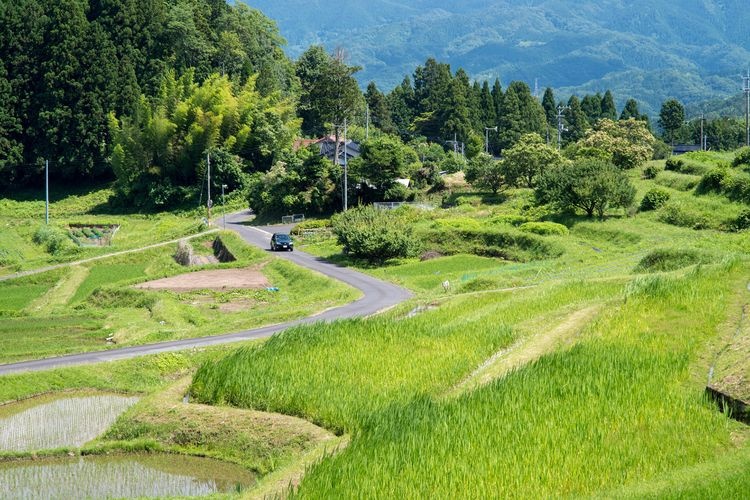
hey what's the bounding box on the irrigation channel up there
[0,210,413,375]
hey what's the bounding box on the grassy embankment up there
[192,151,750,497]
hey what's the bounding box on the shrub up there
[432,217,482,231]
[698,168,729,193]
[732,147,750,168]
[732,209,750,231]
[32,225,75,255]
[658,202,709,230]
[640,188,671,211]
[384,183,411,202]
[634,248,707,273]
[642,164,661,179]
[721,174,750,203]
[518,221,569,236]
[332,206,416,263]
[664,158,683,171]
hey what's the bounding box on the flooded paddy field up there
[0,453,256,498]
[0,394,139,452]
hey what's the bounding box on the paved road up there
[0,212,412,375]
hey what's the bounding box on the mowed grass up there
[0,316,109,363]
[191,280,618,434]
[291,262,749,497]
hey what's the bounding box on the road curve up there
[0,211,412,375]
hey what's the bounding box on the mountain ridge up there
[241,0,750,117]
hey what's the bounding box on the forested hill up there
[242,0,750,116]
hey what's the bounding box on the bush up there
[732,147,750,168]
[642,164,661,179]
[658,202,709,230]
[654,171,700,191]
[640,188,671,211]
[634,248,707,273]
[384,183,411,202]
[732,209,750,231]
[32,225,75,255]
[697,167,729,193]
[664,158,683,171]
[518,221,569,236]
[332,206,416,263]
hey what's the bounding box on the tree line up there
[1,1,746,214]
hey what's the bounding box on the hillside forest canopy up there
[1,0,748,214]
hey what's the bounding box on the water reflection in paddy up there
[0,454,256,499]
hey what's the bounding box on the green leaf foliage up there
[537,158,636,218]
[332,206,415,263]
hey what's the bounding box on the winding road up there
[0,211,412,375]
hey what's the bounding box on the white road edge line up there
[249,227,272,236]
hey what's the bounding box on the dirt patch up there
[134,268,270,292]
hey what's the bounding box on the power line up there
[556,105,570,151]
[743,70,750,147]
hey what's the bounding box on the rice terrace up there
[2,0,750,497]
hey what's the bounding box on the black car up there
[270,233,294,251]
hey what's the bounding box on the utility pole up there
[221,184,227,229]
[206,152,212,226]
[343,118,348,211]
[45,159,49,225]
[700,114,705,151]
[743,70,750,147]
[484,126,498,154]
[556,105,570,151]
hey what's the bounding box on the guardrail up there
[281,214,305,224]
[373,202,435,210]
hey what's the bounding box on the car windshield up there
[275,234,291,242]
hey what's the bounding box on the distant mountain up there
[241,0,750,117]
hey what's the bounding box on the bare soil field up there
[134,268,270,292]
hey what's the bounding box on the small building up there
[672,144,702,156]
[293,135,361,165]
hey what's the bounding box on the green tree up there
[386,76,416,140]
[658,98,685,146]
[542,87,557,128]
[356,135,413,195]
[110,71,298,207]
[247,147,340,216]
[502,133,567,188]
[536,159,636,218]
[465,153,505,194]
[581,94,602,125]
[563,95,590,144]
[296,46,362,137]
[365,82,395,134]
[577,118,655,170]
[601,90,617,121]
[479,81,497,129]
[497,81,545,151]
